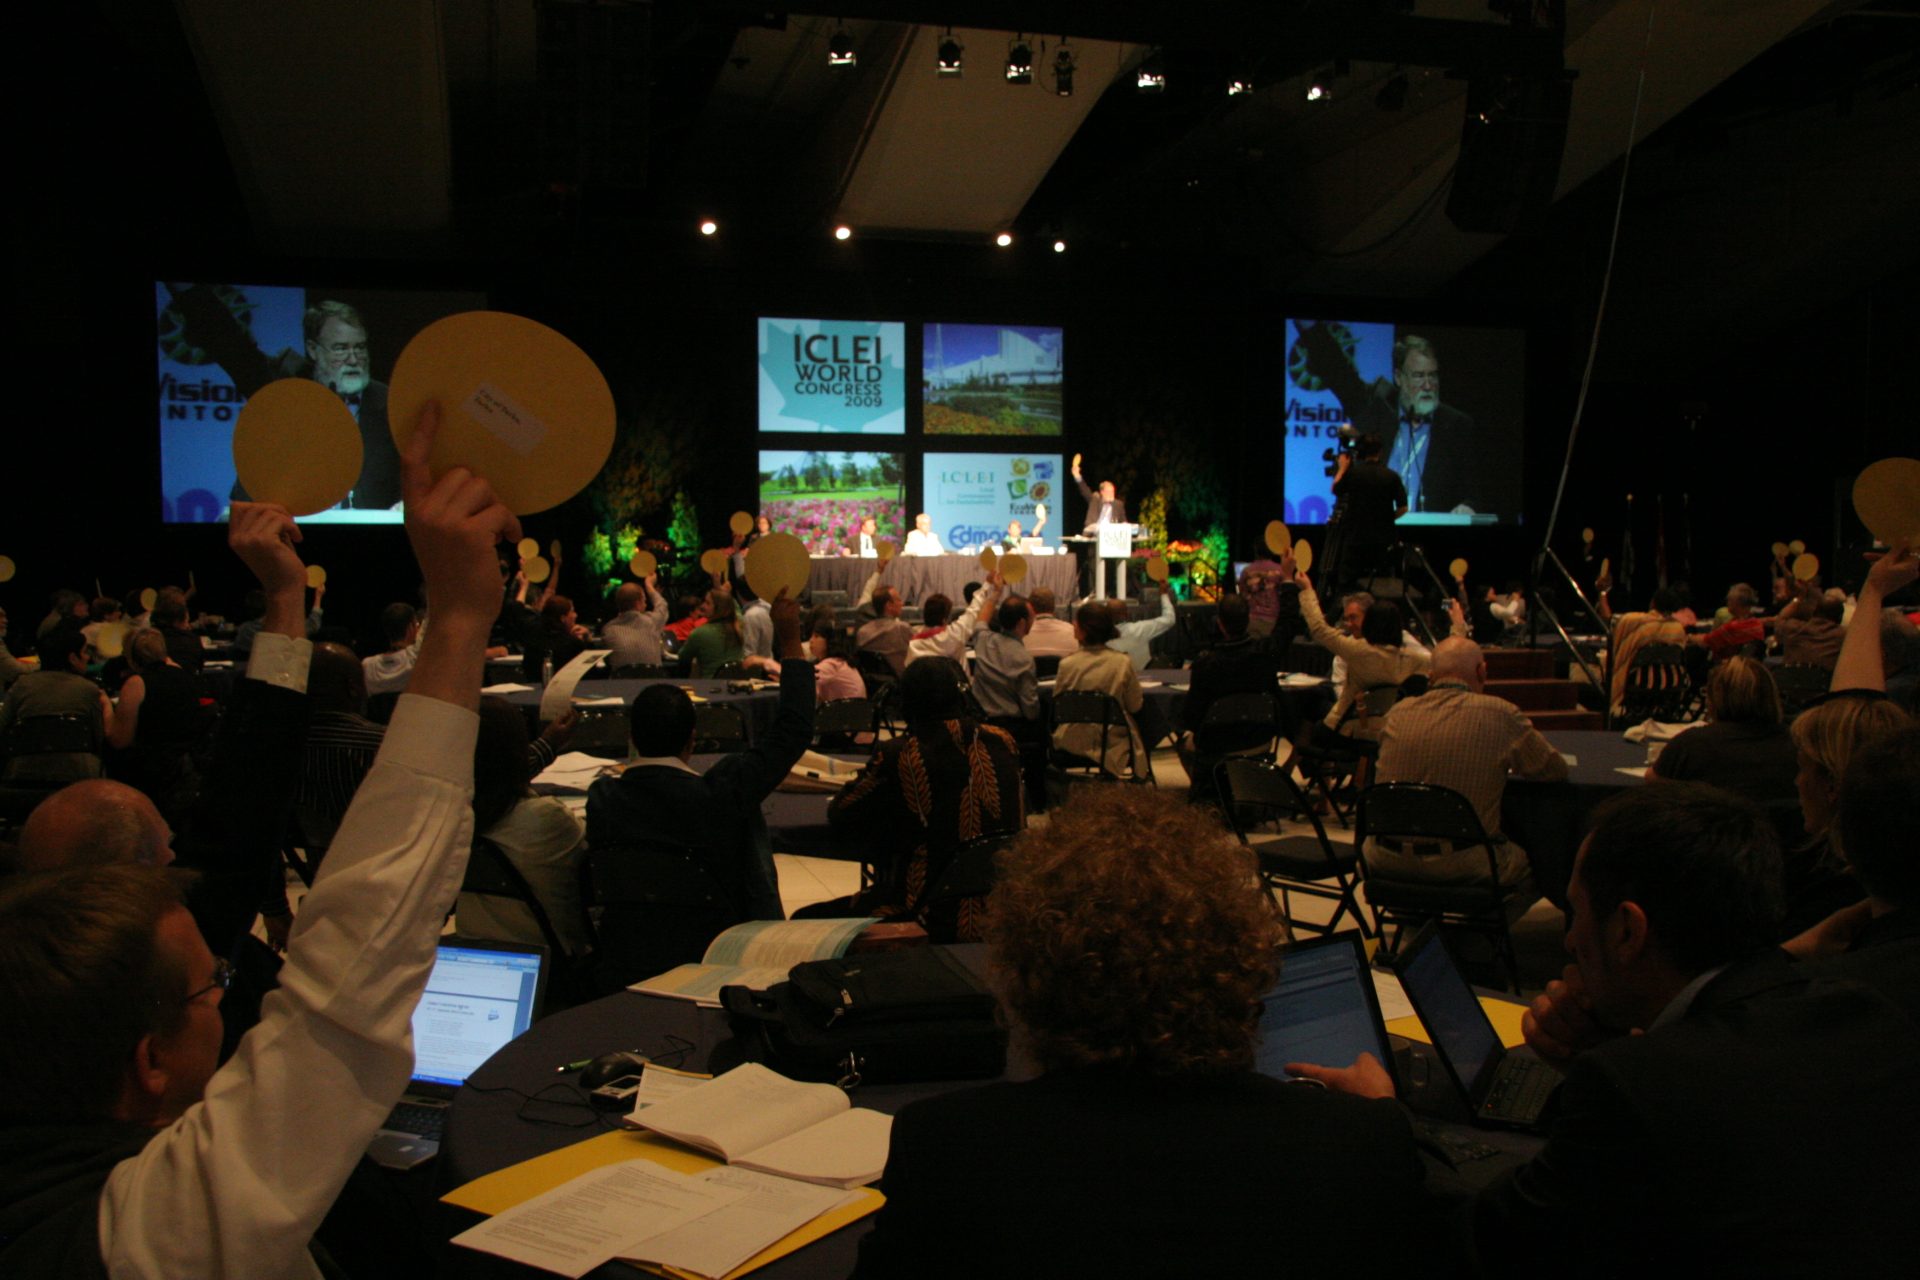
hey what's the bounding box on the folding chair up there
[1292,684,1400,826]
[1190,691,1282,804]
[1772,663,1832,716]
[1215,756,1369,939]
[460,837,596,1007]
[709,661,753,680]
[588,838,739,990]
[692,702,749,752]
[1622,642,1693,724]
[912,832,1014,941]
[1355,782,1535,992]
[1049,689,1152,784]
[813,697,876,752]
[1032,654,1062,680]
[0,713,104,825]
[569,706,632,759]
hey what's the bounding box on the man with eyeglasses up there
[0,405,517,1276]
[1295,325,1481,518]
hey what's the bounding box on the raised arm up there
[1831,542,1916,693]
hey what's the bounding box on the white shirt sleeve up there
[98,693,479,1280]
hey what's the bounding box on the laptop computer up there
[366,936,550,1169]
[1253,933,1398,1090]
[1390,924,1561,1131]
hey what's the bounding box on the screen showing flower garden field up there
[758,450,906,555]
[922,322,1063,436]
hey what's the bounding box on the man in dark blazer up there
[1300,781,1920,1276]
[1070,453,1128,532]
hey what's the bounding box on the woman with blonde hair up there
[1778,694,1912,937]
[855,787,1436,1277]
[1651,656,1796,805]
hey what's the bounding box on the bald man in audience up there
[1368,637,1567,891]
[15,780,176,873]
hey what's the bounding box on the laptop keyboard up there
[1483,1058,1558,1124]
[386,1101,449,1140]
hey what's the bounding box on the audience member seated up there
[1052,603,1148,779]
[106,630,206,825]
[457,698,591,958]
[1021,587,1077,658]
[148,588,205,674]
[292,642,386,857]
[1772,584,1847,670]
[809,619,864,701]
[1107,587,1176,672]
[1177,594,1284,794]
[363,602,422,695]
[854,587,913,677]
[1237,551,1295,642]
[0,415,519,1278]
[538,594,590,672]
[0,627,111,786]
[601,577,669,669]
[1368,637,1567,889]
[1695,581,1765,661]
[739,590,774,661]
[1879,607,1920,711]
[1780,694,1906,936]
[13,779,175,873]
[906,577,1001,668]
[824,658,1024,941]
[79,597,126,663]
[1649,656,1798,812]
[663,593,707,646]
[1326,589,1429,705]
[587,593,812,931]
[1301,574,1457,745]
[1331,783,1920,1276]
[972,598,1045,810]
[857,786,1437,1278]
[675,590,747,678]
[1601,586,1687,715]
[36,588,89,639]
[0,606,28,691]
[1488,581,1527,640]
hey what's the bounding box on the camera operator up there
[1322,430,1407,592]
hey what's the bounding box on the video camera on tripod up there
[1321,422,1362,477]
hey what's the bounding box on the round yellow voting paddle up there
[517,537,540,560]
[1000,553,1029,584]
[1788,539,1806,556]
[94,621,130,659]
[1581,528,1594,544]
[1145,555,1170,583]
[1449,558,1468,582]
[140,588,158,613]
[549,539,563,562]
[744,533,810,600]
[1853,457,1920,546]
[729,511,754,537]
[1792,553,1819,582]
[1264,520,1292,556]
[0,555,14,583]
[231,378,363,516]
[388,311,615,516]
[523,555,552,585]
[306,565,327,589]
[629,550,657,578]
[1294,540,1314,574]
[876,540,898,563]
[1771,541,1788,560]
[977,545,1001,573]
[699,549,729,577]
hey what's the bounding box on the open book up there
[780,749,862,792]
[630,1063,892,1190]
[631,918,876,1007]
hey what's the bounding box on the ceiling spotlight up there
[1137,50,1166,94]
[1005,35,1033,85]
[995,231,1014,247]
[1375,71,1409,111]
[1052,42,1075,97]
[833,225,852,241]
[936,28,963,77]
[1052,239,1067,253]
[1306,70,1333,102]
[698,218,718,236]
[827,26,856,70]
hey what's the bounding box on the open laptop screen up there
[1254,935,1395,1084]
[411,941,547,1088]
[1395,927,1504,1100]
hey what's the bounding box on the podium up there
[1093,522,1137,602]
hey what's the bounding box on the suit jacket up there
[1806,907,1920,1025]
[1074,475,1128,532]
[1472,951,1920,1277]
[855,1065,1438,1279]
[585,658,814,920]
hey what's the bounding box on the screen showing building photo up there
[922,322,1063,435]
[757,317,906,434]
[758,450,905,555]
[155,281,486,524]
[921,452,1064,555]
[1280,318,1526,527]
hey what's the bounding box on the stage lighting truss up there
[936,28,963,77]
[827,25,856,69]
[1006,34,1033,84]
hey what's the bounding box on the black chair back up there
[1287,639,1334,678]
[813,697,875,749]
[606,663,672,680]
[1194,692,1280,759]
[1357,782,1490,849]
[3,713,100,757]
[1773,663,1832,715]
[916,833,1010,915]
[692,702,749,752]
[709,661,752,680]
[1049,689,1145,782]
[461,837,580,963]
[1215,756,1368,937]
[570,706,632,759]
[1032,654,1062,680]
[1624,644,1692,722]
[588,838,738,989]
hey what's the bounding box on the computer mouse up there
[580,1050,650,1090]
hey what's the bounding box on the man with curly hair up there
[854,787,1437,1277]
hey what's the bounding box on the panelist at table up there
[903,513,944,557]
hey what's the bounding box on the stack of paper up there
[631,1063,892,1189]
[630,918,878,1007]
[533,751,618,792]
